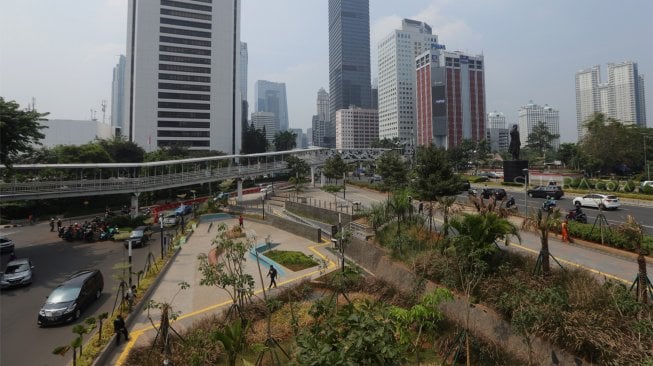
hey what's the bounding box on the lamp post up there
[522,168,529,215]
[261,196,265,220]
[644,135,650,181]
[159,213,165,259]
[127,240,133,286]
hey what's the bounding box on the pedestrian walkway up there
[107,214,339,366]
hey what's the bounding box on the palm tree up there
[365,201,389,234]
[446,212,520,262]
[96,312,109,344]
[436,196,460,237]
[521,208,561,276]
[72,324,89,356]
[617,215,650,303]
[387,190,411,239]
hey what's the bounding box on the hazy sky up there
[1,0,651,143]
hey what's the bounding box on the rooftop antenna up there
[90,109,97,121]
[31,97,36,111]
[101,100,107,124]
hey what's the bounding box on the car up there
[162,212,179,226]
[572,194,621,210]
[478,172,500,179]
[38,269,104,326]
[481,188,507,200]
[371,175,382,182]
[640,181,653,191]
[260,184,274,194]
[213,192,229,201]
[124,226,151,248]
[1,258,35,289]
[174,204,192,216]
[461,180,471,192]
[0,237,15,253]
[527,185,564,199]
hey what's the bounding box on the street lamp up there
[159,213,165,259]
[261,196,265,220]
[522,168,529,215]
[644,135,650,181]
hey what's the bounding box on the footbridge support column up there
[321,171,326,186]
[310,166,315,187]
[237,179,243,203]
[130,192,140,219]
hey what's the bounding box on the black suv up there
[124,226,152,248]
[481,188,507,200]
[38,269,104,326]
[527,185,564,199]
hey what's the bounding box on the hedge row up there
[567,221,653,253]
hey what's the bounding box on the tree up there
[211,319,250,366]
[96,312,109,344]
[387,190,412,251]
[371,137,402,149]
[97,136,145,163]
[556,142,581,169]
[52,143,113,164]
[412,145,464,231]
[521,208,561,276]
[364,201,390,234]
[273,130,297,151]
[526,121,560,157]
[241,122,268,154]
[375,150,409,192]
[617,215,650,304]
[72,324,89,356]
[323,154,347,183]
[285,155,310,180]
[0,97,48,169]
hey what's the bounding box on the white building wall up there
[336,107,379,149]
[377,19,439,145]
[40,120,113,148]
[575,66,600,140]
[487,111,506,130]
[518,101,560,150]
[240,42,248,102]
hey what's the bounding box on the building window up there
[157,130,210,138]
[160,45,211,56]
[159,73,210,83]
[159,92,210,101]
[160,8,212,21]
[160,27,211,39]
[160,35,211,46]
[158,101,210,110]
[159,63,211,74]
[158,140,210,148]
[159,54,211,65]
[160,17,211,29]
[158,120,211,128]
[158,111,210,119]
[161,0,211,12]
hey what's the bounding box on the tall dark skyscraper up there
[328,0,371,147]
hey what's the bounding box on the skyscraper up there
[240,42,248,102]
[314,88,330,147]
[251,111,276,145]
[415,49,486,149]
[487,111,506,129]
[317,87,330,122]
[607,61,646,126]
[575,66,600,139]
[575,61,647,140]
[378,19,440,145]
[111,54,126,136]
[486,111,508,152]
[124,0,242,153]
[255,80,289,132]
[328,0,372,140]
[518,101,560,150]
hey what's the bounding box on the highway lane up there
[0,220,170,366]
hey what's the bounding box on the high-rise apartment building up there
[124,0,241,153]
[518,101,560,150]
[313,88,331,147]
[335,107,379,149]
[608,61,646,126]
[575,61,647,139]
[317,87,329,122]
[575,66,600,139]
[111,55,126,136]
[255,80,289,132]
[487,111,506,129]
[486,111,508,152]
[378,19,440,145]
[240,42,248,102]
[415,49,486,149]
[251,111,276,145]
[328,0,372,142]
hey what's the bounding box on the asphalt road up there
[0,220,172,366]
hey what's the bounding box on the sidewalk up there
[106,214,339,366]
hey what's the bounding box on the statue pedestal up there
[503,160,529,184]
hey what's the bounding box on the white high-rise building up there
[378,19,440,145]
[255,80,289,132]
[240,42,248,102]
[487,111,506,129]
[124,0,242,153]
[608,61,646,126]
[575,66,600,139]
[317,88,329,122]
[251,111,276,145]
[313,88,330,147]
[111,55,126,136]
[518,101,560,150]
[598,83,610,116]
[335,107,379,149]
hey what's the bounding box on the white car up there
[572,194,620,210]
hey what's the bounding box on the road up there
[0,220,171,366]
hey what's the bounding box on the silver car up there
[1,258,34,289]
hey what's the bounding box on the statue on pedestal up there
[508,124,521,160]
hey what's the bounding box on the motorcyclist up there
[506,196,516,208]
[543,196,556,211]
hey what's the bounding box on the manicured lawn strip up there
[264,250,318,271]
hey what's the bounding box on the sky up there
[1,0,652,144]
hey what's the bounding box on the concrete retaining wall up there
[286,201,353,227]
[346,237,588,366]
[262,214,322,243]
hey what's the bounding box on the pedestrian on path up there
[113,314,130,345]
[239,215,244,228]
[561,219,569,243]
[28,214,34,225]
[267,265,277,289]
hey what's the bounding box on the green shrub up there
[470,176,489,183]
[501,181,523,187]
[641,185,653,195]
[623,180,636,192]
[265,250,318,271]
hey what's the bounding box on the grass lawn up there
[265,250,318,271]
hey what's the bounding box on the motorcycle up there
[542,199,557,212]
[566,209,588,224]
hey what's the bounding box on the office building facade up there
[255,80,289,132]
[240,42,247,102]
[378,19,440,145]
[328,0,372,139]
[487,110,506,130]
[251,111,276,145]
[415,49,486,149]
[518,101,560,150]
[111,55,127,136]
[124,0,242,153]
[335,107,379,149]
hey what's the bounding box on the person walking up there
[267,265,278,289]
[561,219,570,243]
[113,314,129,345]
[49,218,55,232]
[57,218,62,231]
[238,215,244,228]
